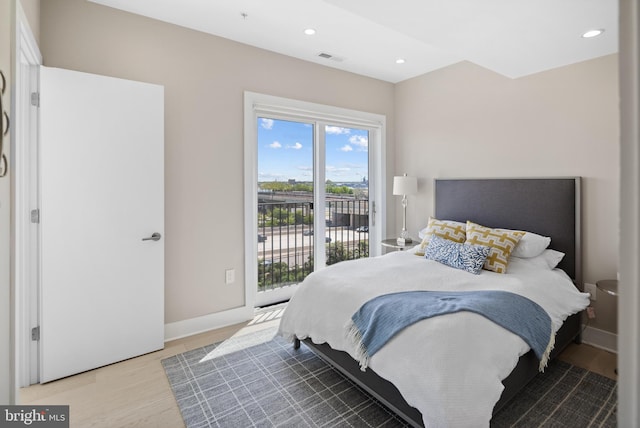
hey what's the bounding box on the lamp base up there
[398,229,412,245]
[397,237,412,245]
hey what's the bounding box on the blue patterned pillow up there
[425,235,490,274]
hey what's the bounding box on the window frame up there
[243,91,386,308]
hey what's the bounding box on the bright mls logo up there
[1,406,69,427]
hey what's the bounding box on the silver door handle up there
[142,232,162,241]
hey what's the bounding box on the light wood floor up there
[20,307,617,428]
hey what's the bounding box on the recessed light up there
[582,29,604,38]
[396,58,406,64]
[304,28,316,36]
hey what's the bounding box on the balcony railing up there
[257,199,369,292]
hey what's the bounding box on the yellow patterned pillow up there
[465,221,525,273]
[416,217,466,256]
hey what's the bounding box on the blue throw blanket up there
[345,290,554,372]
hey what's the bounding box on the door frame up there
[12,1,41,388]
[243,91,386,309]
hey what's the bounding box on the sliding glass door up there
[245,92,385,308]
[257,118,315,295]
[324,125,370,266]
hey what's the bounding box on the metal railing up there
[257,199,369,292]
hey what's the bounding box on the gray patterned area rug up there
[162,327,617,427]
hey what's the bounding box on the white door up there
[39,67,164,383]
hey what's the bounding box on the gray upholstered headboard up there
[434,178,582,288]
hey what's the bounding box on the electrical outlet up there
[587,306,596,319]
[225,269,235,285]
[585,283,597,301]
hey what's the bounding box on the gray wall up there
[395,57,620,333]
[40,0,396,325]
[39,1,620,335]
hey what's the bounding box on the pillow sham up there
[542,249,565,269]
[532,249,565,269]
[511,232,551,258]
[509,250,565,271]
[416,217,466,256]
[465,221,525,274]
[425,235,490,275]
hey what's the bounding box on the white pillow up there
[510,249,565,271]
[539,249,565,269]
[511,232,551,258]
[418,226,428,240]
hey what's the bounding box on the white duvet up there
[278,250,590,428]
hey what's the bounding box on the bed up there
[278,178,589,427]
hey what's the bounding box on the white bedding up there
[277,250,590,428]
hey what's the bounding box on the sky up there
[257,117,369,183]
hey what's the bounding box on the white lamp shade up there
[393,175,418,195]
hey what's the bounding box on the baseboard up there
[164,305,254,342]
[581,325,618,354]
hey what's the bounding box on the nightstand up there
[381,238,416,251]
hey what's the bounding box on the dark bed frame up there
[296,177,583,427]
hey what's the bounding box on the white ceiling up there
[88,0,618,83]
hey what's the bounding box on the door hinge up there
[31,92,40,107]
[31,326,40,341]
[30,209,40,224]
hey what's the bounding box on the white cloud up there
[287,142,303,150]
[269,141,282,149]
[261,118,274,130]
[326,126,351,135]
[349,135,368,150]
[340,145,353,152]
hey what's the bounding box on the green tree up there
[269,207,291,225]
[303,212,313,224]
[293,209,305,224]
[326,242,349,265]
[258,261,293,290]
[257,239,368,291]
[353,241,369,259]
[292,183,313,192]
[260,181,314,193]
[326,241,368,265]
[326,183,354,195]
[260,181,290,192]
